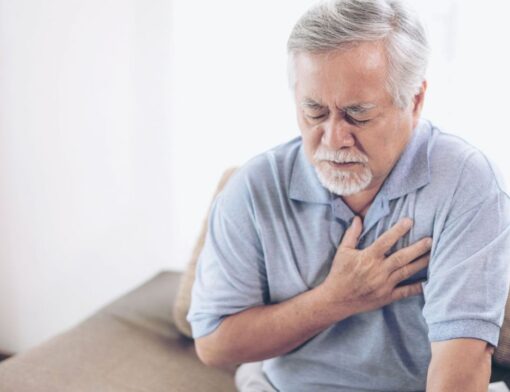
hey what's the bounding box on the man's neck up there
[341,180,385,218]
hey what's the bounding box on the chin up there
[314,164,373,196]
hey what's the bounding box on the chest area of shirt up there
[259,193,434,303]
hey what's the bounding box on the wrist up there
[314,282,355,324]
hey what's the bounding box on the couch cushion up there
[173,168,237,338]
[495,296,510,367]
[0,271,236,392]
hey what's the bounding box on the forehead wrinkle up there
[341,103,377,114]
[300,90,378,115]
[301,98,377,114]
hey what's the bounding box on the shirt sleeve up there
[422,152,510,347]
[186,169,269,339]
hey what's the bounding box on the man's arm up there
[195,282,350,367]
[426,339,494,392]
[195,217,431,367]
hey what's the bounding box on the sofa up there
[1,168,510,391]
[0,270,237,391]
[0,269,510,391]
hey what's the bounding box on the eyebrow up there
[343,103,377,115]
[301,98,325,110]
[301,98,376,114]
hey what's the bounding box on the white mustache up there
[314,147,368,164]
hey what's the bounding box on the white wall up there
[0,0,173,353]
[411,0,510,183]
[170,0,316,269]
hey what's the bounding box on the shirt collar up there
[288,119,432,205]
[379,119,431,200]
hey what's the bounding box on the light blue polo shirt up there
[187,120,510,392]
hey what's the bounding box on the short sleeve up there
[186,171,269,339]
[422,152,510,347]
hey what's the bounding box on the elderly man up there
[187,0,510,391]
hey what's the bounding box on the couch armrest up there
[0,270,236,392]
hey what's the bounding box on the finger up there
[389,253,430,286]
[386,237,432,274]
[370,218,413,256]
[390,281,424,302]
[340,216,363,249]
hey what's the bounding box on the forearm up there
[194,217,430,368]
[195,284,352,367]
[426,339,493,392]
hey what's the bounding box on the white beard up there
[313,147,373,196]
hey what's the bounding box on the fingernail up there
[426,238,433,246]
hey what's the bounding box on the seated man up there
[187,0,510,390]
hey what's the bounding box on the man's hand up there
[196,216,432,367]
[320,216,431,315]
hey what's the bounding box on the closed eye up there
[345,114,370,126]
[307,114,327,120]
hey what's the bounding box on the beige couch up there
[1,269,510,391]
[0,271,237,392]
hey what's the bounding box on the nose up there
[321,118,355,150]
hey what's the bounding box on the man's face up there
[293,41,424,196]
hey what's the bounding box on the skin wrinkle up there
[294,40,425,214]
[300,98,377,118]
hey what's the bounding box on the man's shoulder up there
[426,123,508,214]
[428,125,480,169]
[218,137,303,205]
[243,136,302,175]
[429,125,503,187]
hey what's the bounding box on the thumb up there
[340,216,362,249]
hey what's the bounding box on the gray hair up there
[287,0,429,108]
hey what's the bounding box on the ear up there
[411,80,427,129]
